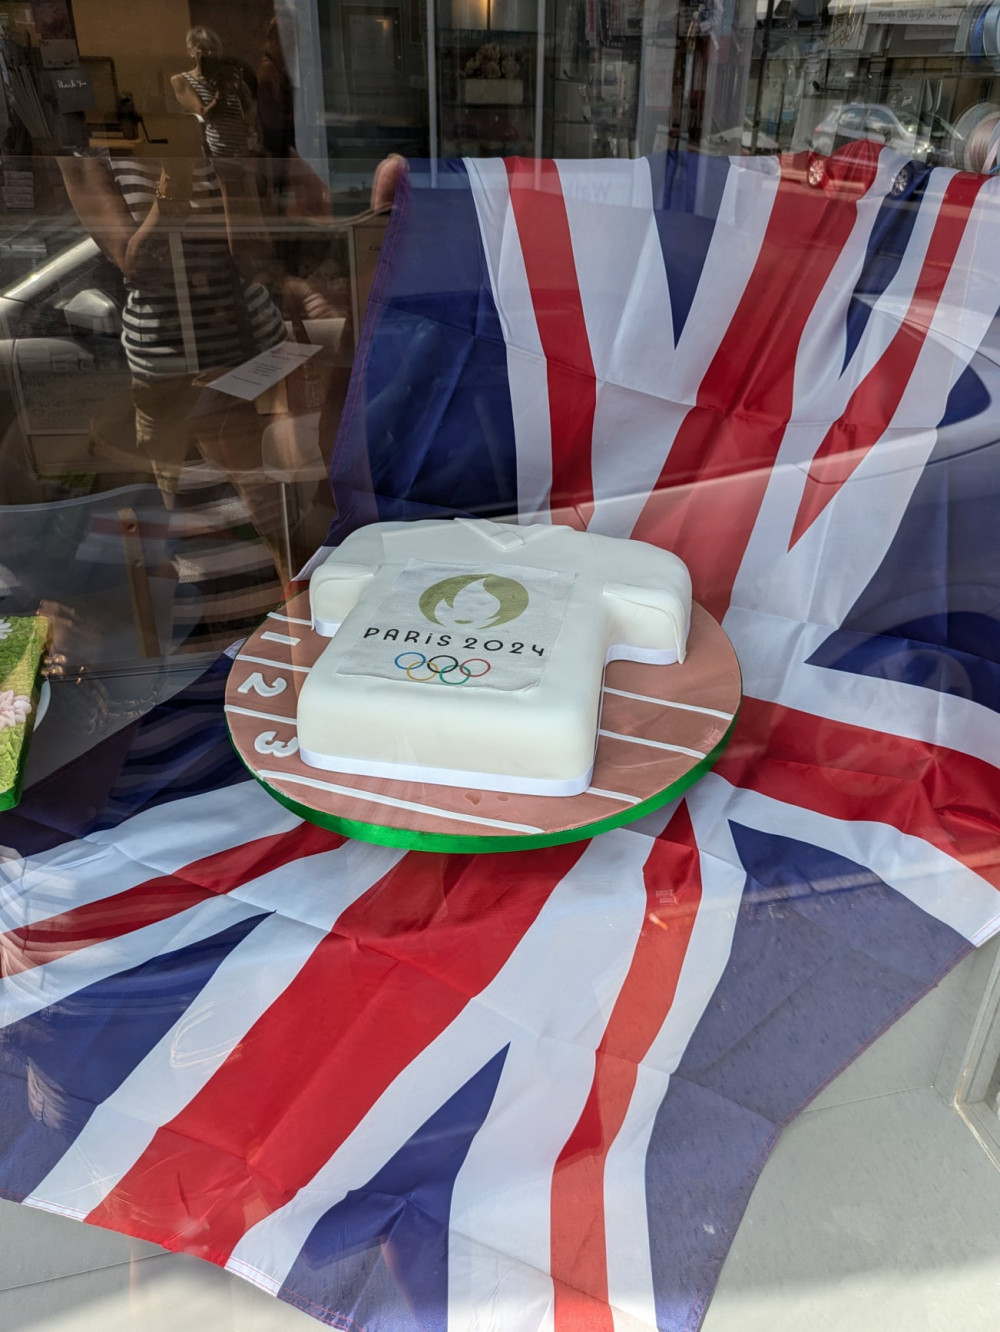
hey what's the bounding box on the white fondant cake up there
[298,518,692,796]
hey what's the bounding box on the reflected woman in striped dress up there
[170,27,258,162]
[57,104,294,588]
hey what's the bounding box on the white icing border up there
[296,745,595,797]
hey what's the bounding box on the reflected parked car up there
[0,235,125,381]
[810,103,961,166]
[0,235,131,497]
[0,235,286,663]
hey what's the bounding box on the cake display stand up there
[225,590,742,853]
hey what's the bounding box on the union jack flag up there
[3,144,1000,1332]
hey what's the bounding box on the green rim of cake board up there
[228,703,740,854]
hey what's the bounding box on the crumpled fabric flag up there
[3,145,1000,1332]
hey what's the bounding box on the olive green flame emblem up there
[419,573,529,629]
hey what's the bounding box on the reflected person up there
[170,26,258,162]
[58,115,293,580]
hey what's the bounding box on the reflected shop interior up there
[3,0,1000,732]
[5,0,1000,1329]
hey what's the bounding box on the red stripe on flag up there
[0,822,343,977]
[789,172,986,548]
[716,696,1000,890]
[632,147,882,620]
[85,841,589,1263]
[506,157,596,519]
[550,806,702,1331]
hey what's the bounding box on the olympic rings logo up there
[394,652,491,685]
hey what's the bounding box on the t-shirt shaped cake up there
[298,518,692,796]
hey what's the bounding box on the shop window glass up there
[3,2,1000,1330]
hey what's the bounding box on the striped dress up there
[105,155,285,382]
[180,70,255,158]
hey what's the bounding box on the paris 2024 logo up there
[418,573,529,630]
[390,574,534,685]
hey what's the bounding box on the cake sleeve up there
[603,579,691,664]
[309,563,376,636]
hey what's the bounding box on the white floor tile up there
[705,1085,1000,1331]
[806,950,979,1114]
[0,1250,314,1331]
[0,1199,161,1293]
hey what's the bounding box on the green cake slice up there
[0,616,48,811]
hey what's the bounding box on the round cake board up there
[226,591,742,853]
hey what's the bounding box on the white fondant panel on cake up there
[299,518,692,795]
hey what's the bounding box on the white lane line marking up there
[257,771,544,834]
[604,687,734,721]
[238,655,312,674]
[261,631,301,646]
[586,787,641,805]
[268,613,312,626]
[599,729,707,760]
[225,705,298,726]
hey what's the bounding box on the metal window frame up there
[937,938,1000,1170]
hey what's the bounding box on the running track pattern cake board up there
[225,591,742,852]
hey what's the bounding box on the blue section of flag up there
[647,152,730,345]
[95,659,247,830]
[842,162,933,372]
[329,160,518,542]
[280,1046,509,1332]
[0,909,268,1200]
[0,722,141,858]
[0,657,247,858]
[811,621,1000,714]
[645,823,967,1332]
[809,338,1000,713]
[939,359,993,427]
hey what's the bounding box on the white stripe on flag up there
[855,171,1000,405]
[725,607,1000,773]
[445,830,655,1332]
[731,165,1000,632]
[227,830,652,1318]
[0,781,296,930]
[690,773,1000,945]
[554,159,681,530]
[714,149,920,623]
[25,839,403,1217]
[0,895,257,1031]
[1,809,388,1033]
[781,185,1000,623]
[465,157,553,521]
[666,156,782,401]
[603,796,745,1330]
[588,158,782,538]
[790,149,939,426]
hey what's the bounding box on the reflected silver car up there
[810,103,960,166]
